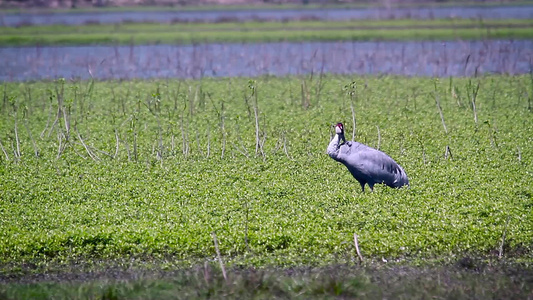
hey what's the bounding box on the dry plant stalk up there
[40,95,54,139]
[123,139,132,162]
[417,138,427,164]
[211,232,227,283]
[0,139,8,160]
[254,104,261,157]
[301,80,310,109]
[13,115,21,159]
[206,124,211,159]
[282,131,290,159]
[470,81,480,124]
[235,124,249,158]
[499,216,511,259]
[350,101,356,141]
[252,87,264,158]
[56,131,64,159]
[23,120,39,157]
[445,145,453,160]
[76,129,99,161]
[180,113,189,157]
[376,125,381,150]
[244,200,250,252]
[353,233,364,263]
[114,129,120,159]
[435,94,448,134]
[195,131,203,157]
[203,261,210,285]
[220,102,226,159]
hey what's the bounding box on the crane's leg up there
[359,181,365,192]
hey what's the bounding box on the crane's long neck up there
[327,132,345,160]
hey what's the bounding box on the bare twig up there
[206,123,211,158]
[376,125,381,150]
[301,80,310,109]
[76,129,99,161]
[260,126,267,160]
[157,117,163,161]
[211,232,227,283]
[499,216,511,259]
[235,124,249,158]
[171,134,175,153]
[435,94,448,134]
[463,54,471,76]
[195,131,203,157]
[0,138,8,160]
[353,233,364,263]
[133,131,138,162]
[416,137,427,164]
[180,113,189,157]
[244,200,250,252]
[220,102,226,159]
[23,119,39,157]
[471,81,480,124]
[203,261,210,285]
[123,138,132,162]
[253,104,261,157]
[282,131,290,159]
[445,145,453,160]
[252,86,264,157]
[350,101,356,141]
[40,94,54,139]
[13,114,21,158]
[114,129,120,159]
[56,131,64,159]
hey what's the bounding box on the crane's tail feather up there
[396,165,409,188]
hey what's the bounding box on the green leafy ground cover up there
[0,75,532,297]
[1,19,532,46]
[2,263,531,299]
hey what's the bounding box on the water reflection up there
[1,40,531,81]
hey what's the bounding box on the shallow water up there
[1,40,531,81]
[1,5,533,26]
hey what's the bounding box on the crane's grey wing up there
[333,141,355,163]
[343,144,409,187]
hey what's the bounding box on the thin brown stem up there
[376,125,381,150]
[0,138,9,161]
[114,129,120,159]
[211,232,227,283]
[353,233,364,263]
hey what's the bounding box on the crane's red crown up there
[335,122,344,134]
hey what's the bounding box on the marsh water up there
[1,5,533,26]
[1,40,531,81]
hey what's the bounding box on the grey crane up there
[327,122,409,192]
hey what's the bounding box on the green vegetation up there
[1,19,532,46]
[1,75,532,262]
[0,75,532,297]
[2,263,531,299]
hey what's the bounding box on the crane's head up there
[335,122,344,134]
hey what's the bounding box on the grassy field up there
[1,19,532,46]
[0,75,532,297]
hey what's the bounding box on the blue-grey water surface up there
[1,40,531,81]
[1,5,533,26]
